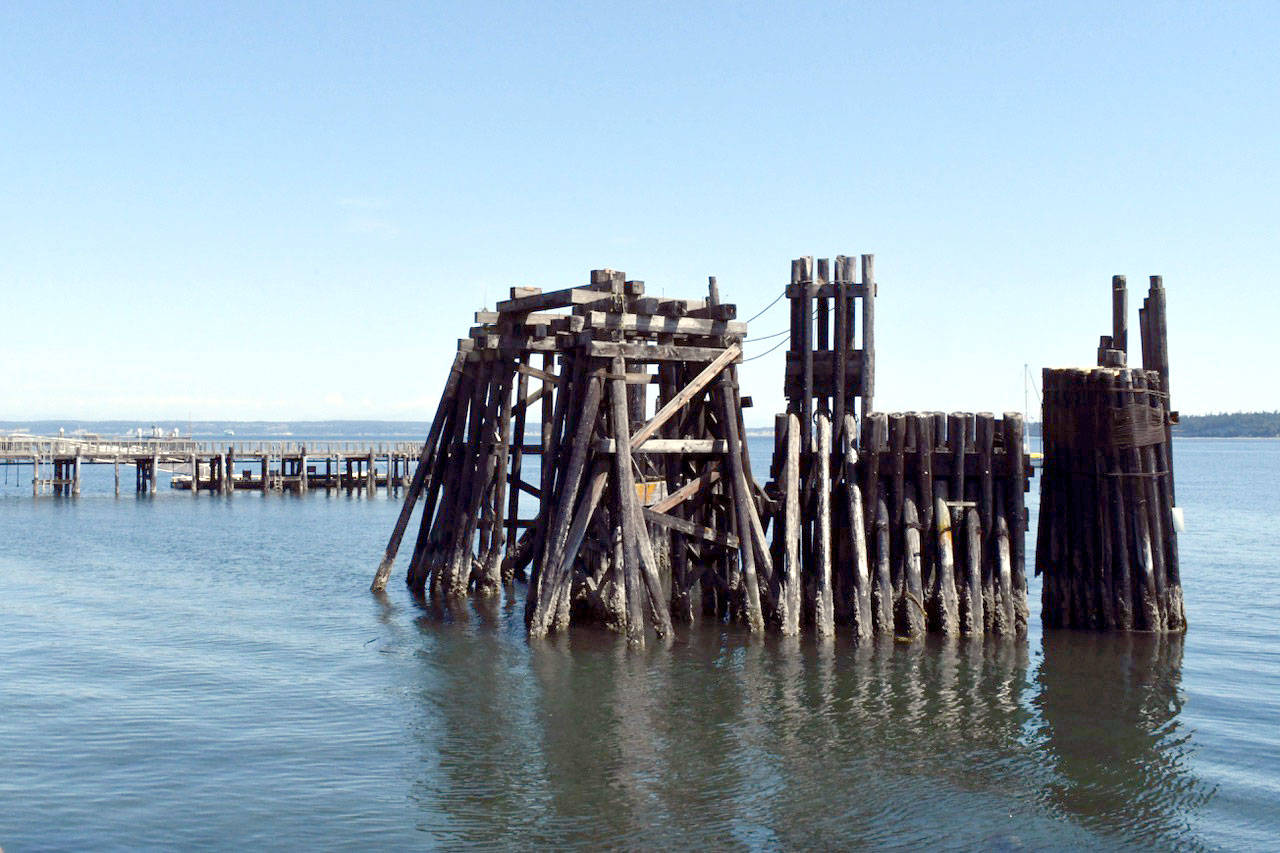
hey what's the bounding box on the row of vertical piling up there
[766,256,1030,640]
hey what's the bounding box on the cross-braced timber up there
[372,269,768,645]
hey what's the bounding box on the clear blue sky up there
[3,1,1277,426]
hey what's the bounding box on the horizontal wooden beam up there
[785,282,873,299]
[474,310,565,325]
[593,439,728,454]
[784,350,865,376]
[580,311,746,337]
[516,363,560,384]
[587,341,740,363]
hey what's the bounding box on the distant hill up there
[1026,411,1280,439]
[1173,411,1280,438]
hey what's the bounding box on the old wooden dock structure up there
[373,257,1036,642]
[0,436,421,497]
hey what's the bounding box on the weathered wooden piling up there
[1037,276,1184,632]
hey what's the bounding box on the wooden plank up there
[630,343,741,449]
[475,310,565,325]
[516,362,560,384]
[587,341,740,363]
[648,467,721,514]
[496,286,615,314]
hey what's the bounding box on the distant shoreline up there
[5,412,1279,441]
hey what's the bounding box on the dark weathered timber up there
[834,256,848,435]
[860,254,875,419]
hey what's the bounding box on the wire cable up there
[744,325,791,342]
[741,336,790,362]
[743,288,786,324]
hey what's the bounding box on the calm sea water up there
[1,439,1277,850]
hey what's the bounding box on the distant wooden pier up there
[0,436,421,496]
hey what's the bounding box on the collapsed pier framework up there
[373,256,1037,641]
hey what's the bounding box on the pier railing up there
[0,436,423,461]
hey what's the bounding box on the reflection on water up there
[1033,632,1214,848]
[4,439,1256,848]
[400,594,1209,848]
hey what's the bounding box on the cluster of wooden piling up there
[372,270,768,644]
[765,257,1030,639]
[1037,275,1184,632]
